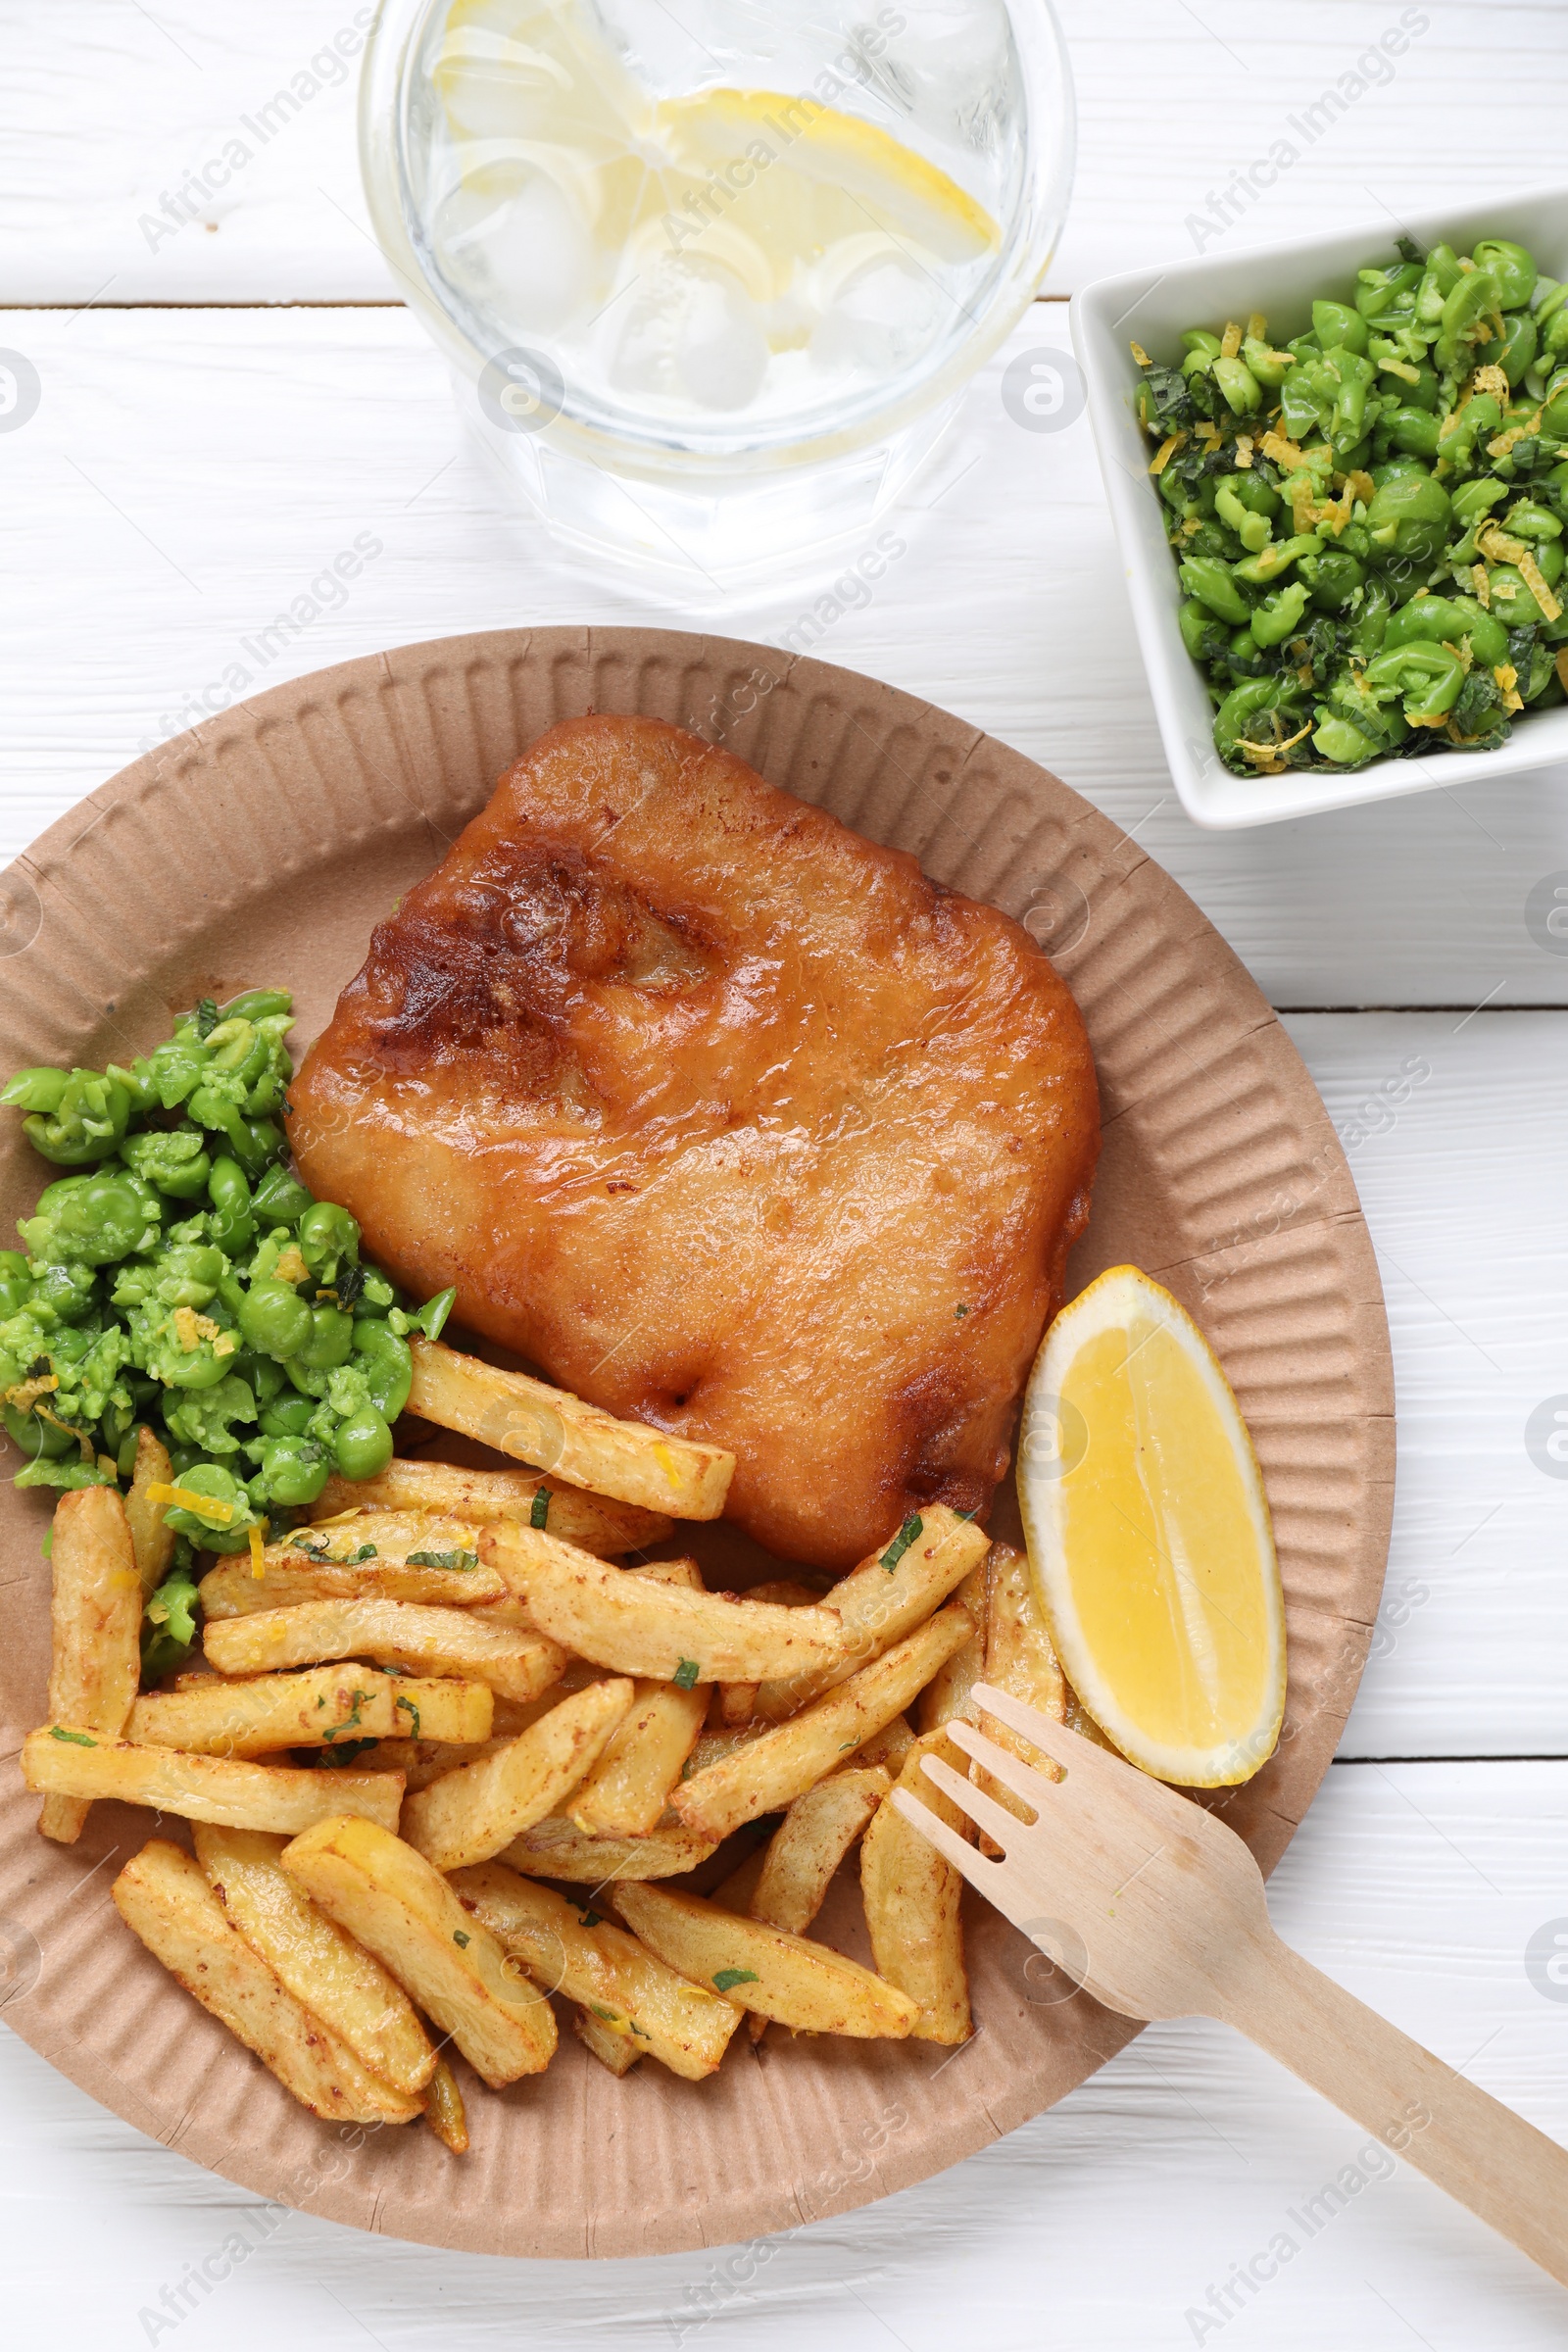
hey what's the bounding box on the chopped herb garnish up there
[335,1262,366,1309]
[712,1968,760,1992]
[955,1303,969,1318]
[302,1737,379,1767]
[193,997,219,1039]
[578,1909,605,1929]
[394,1692,421,1738]
[630,2021,650,2038]
[879,1513,924,1573]
[406,1547,477,1571]
[838,1740,857,1751]
[589,2003,618,2023]
[321,1690,370,1742]
[50,1726,96,1746]
[453,1930,470,1948]
[672,1657,700,1690]
[345,1543,378,1564]
[529,1489,551,1531]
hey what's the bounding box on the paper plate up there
[0,628,1394,2258]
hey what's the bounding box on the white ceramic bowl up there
[1072,183,1568,829]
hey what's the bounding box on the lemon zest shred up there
[1129,340,1151,368]
[1518,551,1562,623]
[1473,564,1491,609]
[1149,432,1185,476]
[1219,321,1242,361]
[248,1524,267,1579]
[146,1480,234,1526]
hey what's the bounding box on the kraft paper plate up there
[0,628,1394,2258]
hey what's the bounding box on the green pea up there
[1363,640,1468,717]
[1370,455,1432,488]
[333,1408,394,1482]
[1225,623,1273,682]
[158,1460,252,1545]
[1297,548,1364,612]
[2,1068,69,1114]
[1250,581,1311,648]
[1496,311,1539,388]
[1178,599,1233,663]
[1543,308,1568,364]
[238,1279,313,1362]
[1451,477,1509,526]
[251,1165,315,1227]
[1311,716,1381,765]
[353,1320,413,1421]
[1181,329,1222,361]
[259,1391,316,1439]
[1473,239,1538,312]
[1355,261,1423,323]
[1487,564,1547,627]
[1366,473,1452,566]
[1384,594,1509,668]
[299,1201,360,1276]
[1388,406,1441,460]
[3,1400,77,1460]
[1312,299,1368,355]
[1179,556,1252,625]
[1215,482,1272,551]
[294,1303,354,1372]
[220,989,293,1024]
[1505,500,1565,544]
[0,1249,28,1286]
[1233,535,1320,586]
[254,1434,329,1507]
[1212,356,1262,416]
[1212,679,1302,759]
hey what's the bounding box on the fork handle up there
[1216,1928,1568,2288]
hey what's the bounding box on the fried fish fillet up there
[287,716,1099,1570]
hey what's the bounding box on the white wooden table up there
[4,5,1568,2344]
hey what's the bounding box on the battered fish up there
[287,716,1099,1570]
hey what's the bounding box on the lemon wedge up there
[1017,1265,1285,1788]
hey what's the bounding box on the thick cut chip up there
[309,1460,672,1554]
[401,1679,636,1871]
[280,1815,557,2087]
[483,1526,842,1682]
[974,1540,1066,1842]
[125,1426,176,1594]
[286,714,1100,1569]
[615,1883,919,2037]
[860,1730,972,2044]
[501,1814,716,1882]
[453,1863,740,2080]
[754,1504,989,1719]
[422,2055,469,2151]
[191,1824,436,2095]
[204,1597,566,1705]
[112,1840,422,2126]
[23,1729,404,1835]
[40,1486,143,1843]
[128,1665,402,1757]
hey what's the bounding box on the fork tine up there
[941,1718,1071,1812]
[889,1788,991,1878]
[969,1682,1101,1770]
[917,1752,1035,1849]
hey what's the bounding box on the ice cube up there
[433,166,593,335]
[810,251,943,379]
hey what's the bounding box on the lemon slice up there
[1017,1265,1285,1788]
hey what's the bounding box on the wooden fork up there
[895,1683,1568,2290]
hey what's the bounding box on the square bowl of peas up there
[1072,184,1568,827]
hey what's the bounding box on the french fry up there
[453,1863,741,2080]
[310,1460,673,1557]
[402,1681,637,1871]
[199,1551,510,1619]
[408,1337,734,1519]
[975,1543,1065,1844]
[112,1841,422,2125]
[23,1729,404,1835]
[280,1814,557,2087]
[125,1425,175,1595]
[682,1723,772,1781]
[191,1824,436,2095]
[717,1582,821,1730]
[917,1561,989,1733]
[380,1675,494,1744]
[127,1666,402,1758]
[39,1486,143,1843]
[750,1768,892,1936]
[848,1714,917,1775]
[483,1527,841,1683]
[422,2056,469,2152]
[567,1676,708,1838]
[860,1730,972,2044]
[575,2005,642,2075]
[614,1883,920,2038]
[754,1505,989,1721]
[203,1598,566,1706]
[669,1605,974,1841]
[501,1814,717,1882]
[715,1683,758,1727]
[362,1736,511,1791]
